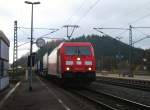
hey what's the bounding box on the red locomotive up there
[48,42,96,83]
[42,42,96,85]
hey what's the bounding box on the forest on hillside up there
[70,35,145,71]
[16,34,150,72]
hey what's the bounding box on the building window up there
[0,60,4,76]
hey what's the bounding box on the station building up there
[0,30,10,91]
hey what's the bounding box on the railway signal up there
[36,38,45,48]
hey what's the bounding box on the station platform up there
[96,72,150,81]
[0,76,69,110]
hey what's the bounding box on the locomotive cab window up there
[65,46,91,55]
[78,46,91,55]
[65,46,77,55]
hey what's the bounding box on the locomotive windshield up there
[65,46,91,55]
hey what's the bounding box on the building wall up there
[0,60,9,76]
[0,77,9,90]
[0,40,9,60]
[0,31,10,91]
[0,40,9,77]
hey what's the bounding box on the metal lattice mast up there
[129,25,133,77]
[13,20,18,79]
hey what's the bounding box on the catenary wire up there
[65,0,88,25]
[75,0,101,25]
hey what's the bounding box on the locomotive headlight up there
[77,57,80,61]
[85,61,92,65]
[66,61,73,65]
[66,67,70,71]
[88,67,92,71]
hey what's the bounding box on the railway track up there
[96,76,150,91]
[39,76,150,110]
[68,88,150,110]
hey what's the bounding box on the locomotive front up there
[61,42,96,83]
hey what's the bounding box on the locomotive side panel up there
[48,48,59,76]
[36,60,43,75]
[43,53,48,69]
[43,53,48,76]
[57,49,62,77]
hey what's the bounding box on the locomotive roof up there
[59,42,92,47]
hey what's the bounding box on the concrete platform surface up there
[97,73,150,81]
[0,76,68,110]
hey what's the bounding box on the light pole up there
[24,1,40,91]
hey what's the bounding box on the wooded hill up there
[70,35,144,70]
[16,34,147,71]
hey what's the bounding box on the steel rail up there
[68,87,150,110]
[39,76,115,110]
[69,89,117,110]
[86,88,150,110]
[96,77,150,91]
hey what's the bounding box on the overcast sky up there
[1,0,150,63]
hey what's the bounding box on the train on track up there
[35,42,96,86]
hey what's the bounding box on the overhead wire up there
[132,28,150,45]
[124,1,150,19]
[18,27,57,30]
[18,28,30,37]
[108,9,150,39]
[127,1,150,25]
[92,2,150,49]
[18,27,59,41]
[96,1,150,39]
[71,0,101,37]
[61,0,90,39]
[129,12,150,25]
[114,30,128,39]
[61,0,101,39]
[64,0,88,25]
[95,0,150,46]
[75,0,101,25]
[133,36,150,44]
[37,29,60,38]
[133,28,149,36]
[18,41,30,47]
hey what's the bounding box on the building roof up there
[0,30,10,46]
